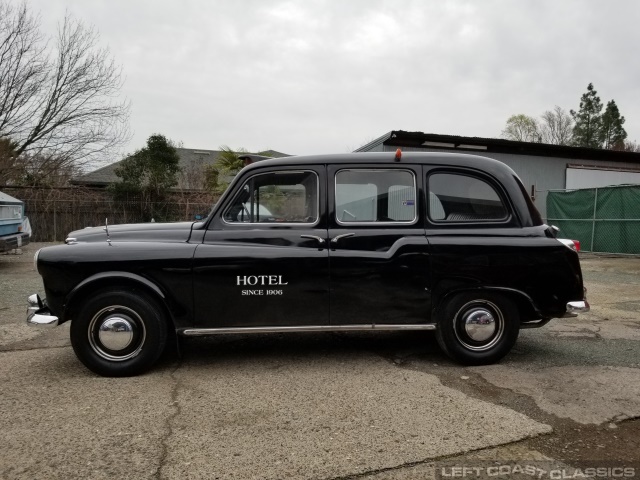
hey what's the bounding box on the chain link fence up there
[26,200,214,242]
[546,185,640,255]
[1,186,217,242]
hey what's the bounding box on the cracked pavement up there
[1,245,639,479]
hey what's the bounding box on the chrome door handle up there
[330,233,355,244]
[300,235,326,245]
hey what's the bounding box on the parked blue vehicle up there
[0,191,30,253]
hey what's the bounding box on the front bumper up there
[0,232,30,252]
[27,294,59,328]
[563,300,590,318]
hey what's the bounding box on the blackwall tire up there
[70,288,168,377]
[436,292,520,366]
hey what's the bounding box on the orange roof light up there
[395,148,402,161]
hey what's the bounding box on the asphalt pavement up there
[1,244,639,479]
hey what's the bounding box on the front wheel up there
[436,292,520,365]
[70,288,168,377]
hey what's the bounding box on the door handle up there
[300,235,326,247]
[330,233,355,245]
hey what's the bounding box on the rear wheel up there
[436,292,519,365]
[70,288,168,377]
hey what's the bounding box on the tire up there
[70,288,168,377]
[436,292,520,366]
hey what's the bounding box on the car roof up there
[244,151,514,176]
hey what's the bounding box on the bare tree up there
[614,140,640,153]
[0,137,18,184]
[0,3,46,140]
[0,2,130,183]
[539,106,574,145]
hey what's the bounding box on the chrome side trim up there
[520,318,552,329]
[27,294,59,328]
[181,324,437,336]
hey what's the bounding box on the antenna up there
[105,218,112,245]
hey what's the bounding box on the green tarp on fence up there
[547,185,640,254]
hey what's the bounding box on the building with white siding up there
[355,131,640,220]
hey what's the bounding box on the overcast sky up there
[29,0,640,158]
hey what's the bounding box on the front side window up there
[428,173,508,222]
[223,171,318,224]
[335,169,416,224]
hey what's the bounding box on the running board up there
[180,324,437,336]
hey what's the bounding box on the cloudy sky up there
[29,0,640,157]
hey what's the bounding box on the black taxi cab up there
[27,151,589,376]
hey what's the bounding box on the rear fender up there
[433,286,543,323]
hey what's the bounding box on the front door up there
[327,165,432,326]
[193,165,329,327]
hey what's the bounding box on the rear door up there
[424,167,525,302]
[327,164,432,325]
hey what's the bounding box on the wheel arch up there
[433,286,542,323]
[63,272,176,328]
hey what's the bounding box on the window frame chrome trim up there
[426,170,512,225]
[221,169,321,227]
[333,168,418,226]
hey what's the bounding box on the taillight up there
[558,238,579,252]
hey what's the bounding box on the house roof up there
[355,131,640,163]
[71,148,290,187]
[0,191,23,204]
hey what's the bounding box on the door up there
[327,165,432,325]
[193,165,329,327]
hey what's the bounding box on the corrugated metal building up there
[355,131,640,220]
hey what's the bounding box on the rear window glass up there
[428,173,507,222]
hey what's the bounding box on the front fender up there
[62,271,171,324]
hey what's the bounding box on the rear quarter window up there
[428,172,508,223]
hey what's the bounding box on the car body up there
[28,152,589,376]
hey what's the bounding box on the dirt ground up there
[1,244,639,479]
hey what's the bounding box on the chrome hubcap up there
[463,309,496,342]
[98,317,134,351]
[88,306,146,362]
[454,300,504,352]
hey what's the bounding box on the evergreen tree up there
[599,100,627,149]
[570,83,603,148]
[111,134,181,221]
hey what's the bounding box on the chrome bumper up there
[27,294,59,328]
[563,300,590,318]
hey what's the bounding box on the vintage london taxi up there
[27,151,589,376]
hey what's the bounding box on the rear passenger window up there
[428,173,508,222]
[335,169,416,224]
